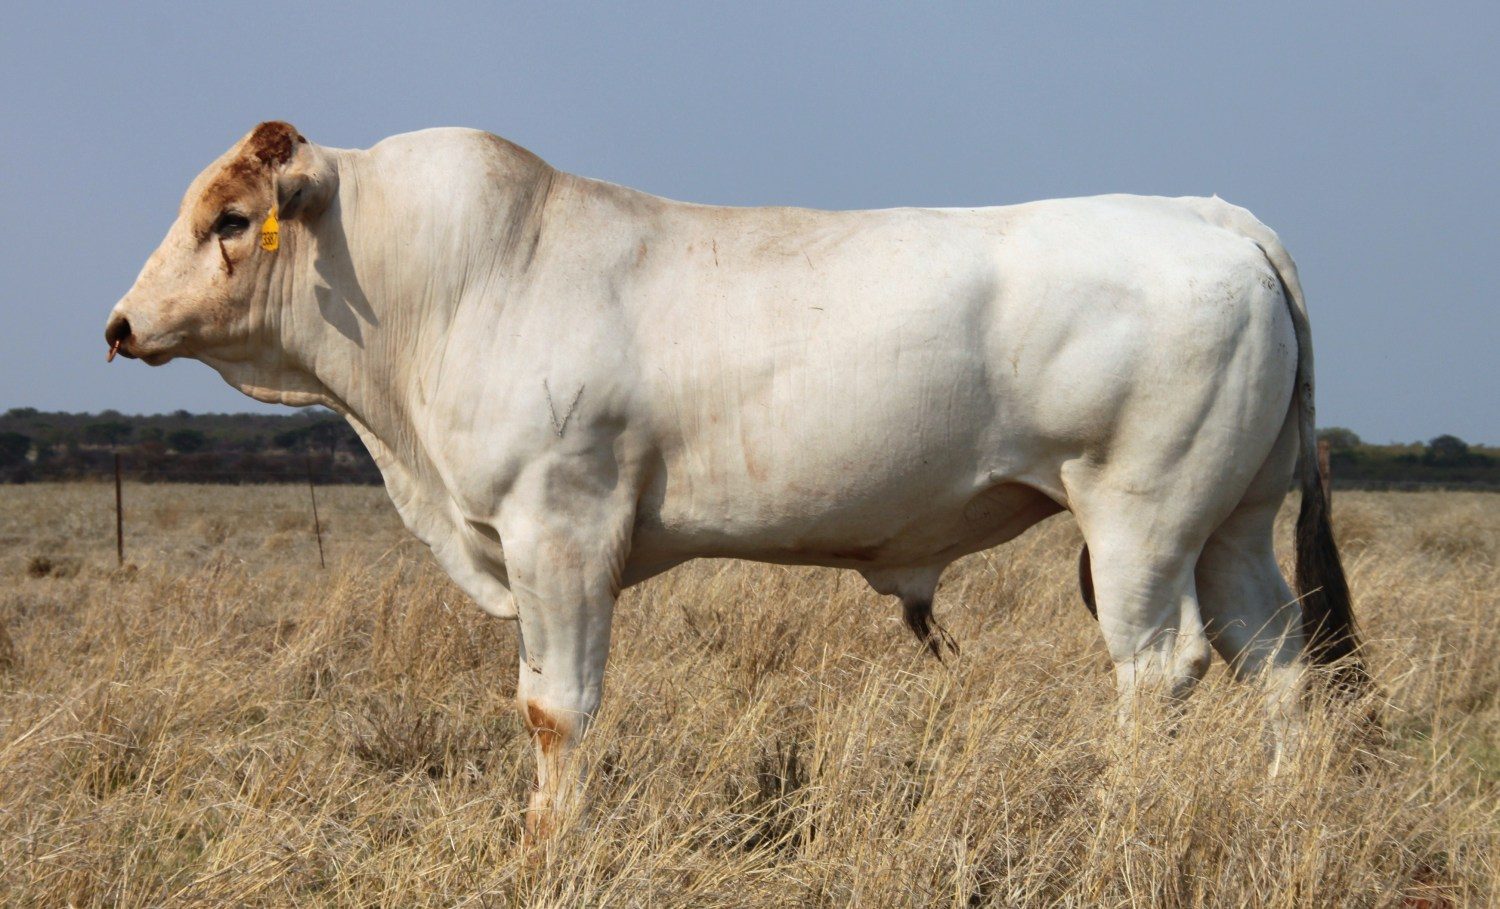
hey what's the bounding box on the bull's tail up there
[1291,416,1365,694]
[1284,295,1368,696]
[1208,201,1368,696]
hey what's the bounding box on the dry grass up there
[0,483,1495,907]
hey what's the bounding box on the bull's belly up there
[629,456,1064,574]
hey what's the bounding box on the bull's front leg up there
[500,481,632,841]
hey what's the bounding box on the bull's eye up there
[212,212,251,238]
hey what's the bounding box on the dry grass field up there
[0,483,1495,906]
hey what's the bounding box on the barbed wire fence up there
[98,449,400,570]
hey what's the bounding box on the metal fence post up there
[306,454,326,569]
[114,452,124,566]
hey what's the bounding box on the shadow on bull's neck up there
[312,199,378,347]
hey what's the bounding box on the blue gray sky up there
[2,3,1495,443]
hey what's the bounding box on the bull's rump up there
[630,194,1294,567]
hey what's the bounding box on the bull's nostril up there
[105,316,132,362]
[106,316,131,345]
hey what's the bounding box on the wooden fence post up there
[305,454,326,569]
[114,452,124,566]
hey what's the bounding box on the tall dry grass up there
[0,484,1495,906]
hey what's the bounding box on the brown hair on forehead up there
[191,121,305,232]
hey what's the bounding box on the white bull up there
[106,122,1363,835]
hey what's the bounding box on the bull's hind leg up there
[1196,503,1305,771]
[1196,415,1306,770]
[1082,528,1213,721]
[1067,483,1217,722]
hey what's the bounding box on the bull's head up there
[105,121,338,368]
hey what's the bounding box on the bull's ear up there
[275,138,339,222]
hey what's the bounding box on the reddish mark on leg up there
[524,701,570,755]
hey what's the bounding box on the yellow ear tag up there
[260,208,280,252]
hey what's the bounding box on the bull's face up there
[105,121,337,366]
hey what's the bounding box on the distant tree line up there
[0,409,1494,489]
[1315,428,1498,490]
[0,408,381,484]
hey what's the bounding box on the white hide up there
[109,125,1322,828]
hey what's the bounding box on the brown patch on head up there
[524,701,572,755]
[193,158,264,233]
[189,122,303,236]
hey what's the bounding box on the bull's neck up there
[218,146,561,472]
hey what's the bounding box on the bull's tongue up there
[107,339,120,363]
